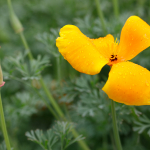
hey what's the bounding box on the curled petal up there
[118,16,150,61]
[56,25,108,75]
[102,62,150,105]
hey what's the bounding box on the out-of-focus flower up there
[56,16,150,105]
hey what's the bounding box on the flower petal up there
[118,16,150,61]
[91,34,120,65]
[90,34,115,58]
[56,25,108,75]
[102,61,150,105]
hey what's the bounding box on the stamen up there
[110,54,117,62]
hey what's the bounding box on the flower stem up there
[112,0,119,18]
[7,0,13,13]
[19,32,33,60]
[94,0,107,35]
[111,100,122,150]
[0,89,11,150]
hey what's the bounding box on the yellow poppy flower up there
[56,16,150,105]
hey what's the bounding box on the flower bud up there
[10,12,23,33]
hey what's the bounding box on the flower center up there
[107,54,118,66]
[110,54,117,62]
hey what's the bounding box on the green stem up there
[7,0,13,13]
[111,100,122,150]
[19,23,63,119]
[0,89,11,150]
[94,0,107,35]
[19,32,33,60]
[112,0,119,18]
[39,77,64,118]
[18,21,64,119]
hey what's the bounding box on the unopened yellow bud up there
[10,12,23,33]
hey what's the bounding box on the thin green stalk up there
[0,89,11,150]
[112,0,119,18]
[18,19,64,119]
[19,32,33,60]
[18,22,63,119]
[94,0,107,35]
[19,31,61,118]
[111,100,122,150]
[7,0,13,13]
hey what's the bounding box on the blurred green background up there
[1,0,150,150]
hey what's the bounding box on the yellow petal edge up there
[102,61,150,105]
[56,25,109,75]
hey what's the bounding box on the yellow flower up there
[56,16,150,106]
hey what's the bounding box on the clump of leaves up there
[3,52,50,81]
[36,29,60,57]
[26,121,85,150]
[133,114,150,136]
[26,129,58,150]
